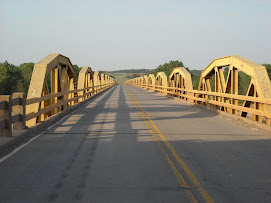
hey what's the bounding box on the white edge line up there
[251,127,258,131]
[0,132,43,164]
[0,108,73,164]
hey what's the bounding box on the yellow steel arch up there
[26,53,77,127]
[198,55,271,122]
[136,77,140,85]
[155,72,167,93]
[139,76,144,86]
[148,74,155,91]
[169,67,193,89]
[168,67,193,101]
[101,73,106,86]
[78,66,94,102]
[105,75,110,84]
[107,75,111,84]
[156,72,167,86]
[143,75,148,88]
[94,71,101,93]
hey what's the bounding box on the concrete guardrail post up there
[12,93,26,130]
[0,95,12,136]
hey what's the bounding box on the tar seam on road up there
[124,86,214,203]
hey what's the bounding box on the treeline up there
[0,61,82,95]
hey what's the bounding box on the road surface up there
[0,85,271,202]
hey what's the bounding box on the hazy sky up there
[0,0,270,71]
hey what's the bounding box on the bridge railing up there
[0,93,26,136]
[136,84,271,123]
[0,54,117,136]
[125,55,271,125]
[25,83,114,125]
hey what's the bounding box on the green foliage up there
[263,64,271,80]
[238,72,251,95]
[223,67,229,81]
[0,61,23,95]
[147,70,155,76]
[73,65,82,79]
[19,63,34,93]
[190,69,201,75]
[191,73,201,90]
[0,61,84,95]
[149,60,185,77]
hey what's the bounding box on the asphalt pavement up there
[0,84,271,203]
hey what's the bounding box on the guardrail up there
[0,53,117,136]
[0,83,115,136]
[0,93,26,136]
[136,83,271,124]
[125,55,271,125]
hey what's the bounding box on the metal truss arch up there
[155,72,167,87]
[168,67,193,101]
[94,71,102,92]
[168,67,193,90]
[139,76,144,85]
[26,53,77,126]
[78,66,94,101]
[198,55,271,122]
[148,74,155,90]
[143,75,148,88]
[101,73,106,86]
[155,72,167,93]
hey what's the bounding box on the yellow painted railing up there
[125,55,271,125]
[0,54,117,136]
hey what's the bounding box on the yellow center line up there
[124,86,198,203]
[124,86,214,203]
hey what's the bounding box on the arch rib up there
[26,54,77,127]
[168,67,193,101]
[198,55,271,123]
[78,66,94,102]
[155,72,168,94]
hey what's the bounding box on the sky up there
[0,0,270,71]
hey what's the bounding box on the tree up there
[238,72,251,95]
[73,65,82,79]
[148,60,185,77]
[0,61,22,95]
[263,64,271,80]
[191,73,201,90]
[18,63,34,93]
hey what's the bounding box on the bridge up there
[0,54,271,202]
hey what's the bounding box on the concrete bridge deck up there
[0,85,271,202]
